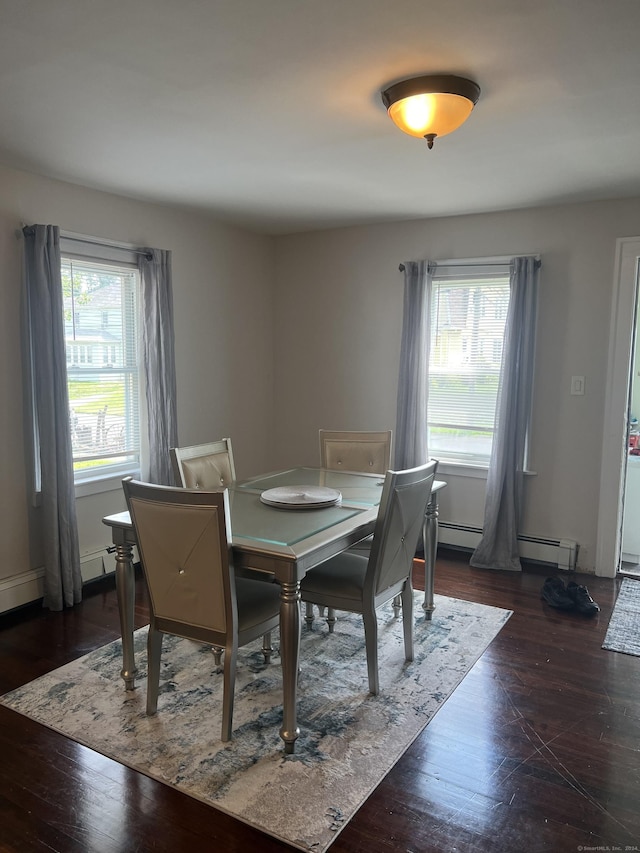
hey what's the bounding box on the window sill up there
[433,461,538,479]
[434,461,489,479]
[74,467,140,498]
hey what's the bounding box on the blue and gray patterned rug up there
[1,593,511,852]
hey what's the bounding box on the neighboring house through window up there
[428,263,511,467]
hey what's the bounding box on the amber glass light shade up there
[381,75,480,148]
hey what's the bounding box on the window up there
[62,255,141,483]
[428,266,511,466]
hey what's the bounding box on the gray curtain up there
[394,260,435,469]
[23,224,82,610]
[138,248,178,485]
[470,256,539,571]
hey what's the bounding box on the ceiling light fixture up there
[381,74,480,149]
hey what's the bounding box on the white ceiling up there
[2,0,640,235]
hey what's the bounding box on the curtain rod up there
[399,255,541,273]
[17,226,153,260]
[61,232,152,260]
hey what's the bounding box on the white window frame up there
[427,258,513,473]
[60,234,144,497]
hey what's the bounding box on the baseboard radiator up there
[0,549,117,614]
[80,548,117,583]
[438,522,578,571]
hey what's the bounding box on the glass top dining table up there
[103,467,384,754]
[230,467,385,544]
[103,466,445,753]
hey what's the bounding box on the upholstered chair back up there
[319,430,392,475]
[367,460,437,598]
[124,480,234,644]
[171,438,236,490]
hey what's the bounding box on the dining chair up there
[170,438,235,489]
[172,436,276,620]
[122,478,281,742]
[314,429,393,628]
[300,460,437,695]
[319,429,392,475]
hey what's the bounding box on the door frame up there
[596,236,640,577]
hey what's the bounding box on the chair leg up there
[362,608,379,695]
[392,594,401,618]
[326,607,337,633]
[221,643,238,742]
[146,625,163,716]
[401,583,414,662]
[304,601,315,629]
[262,631,273,664]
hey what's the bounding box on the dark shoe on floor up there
[541,577,575,610]
[567,581,600,616]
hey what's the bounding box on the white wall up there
[0,164,275,595]
[3,160,639,599]
[273,198,640,573]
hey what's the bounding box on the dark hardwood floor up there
[1,551,639,852]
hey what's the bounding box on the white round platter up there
[259,485,342,509]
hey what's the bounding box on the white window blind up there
[428,267,511,465]
[62,256,141,481]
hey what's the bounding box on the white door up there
[597,237,640,577]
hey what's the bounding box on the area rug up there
[1,593,511,852]
[602,578,640,656]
